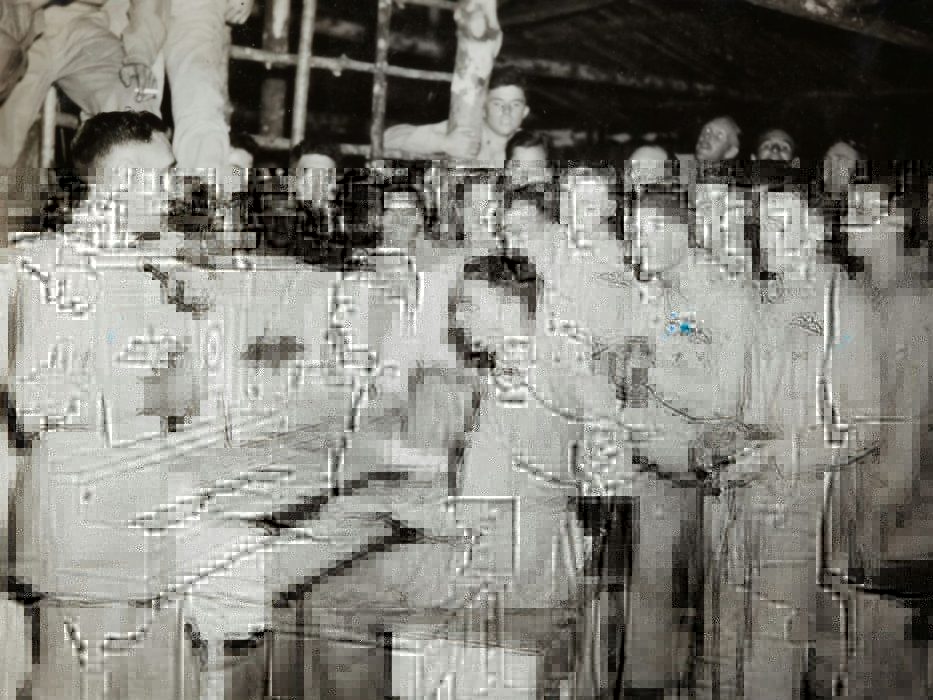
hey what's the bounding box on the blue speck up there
[666,324,678,336]
[670,312,679,319]
[106,329,116,345]
[680,323,693,334]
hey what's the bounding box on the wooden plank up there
[500,0,619,27]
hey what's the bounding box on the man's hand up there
[225,0,254,25]
[442,127,481,159]
[119,63,157,103]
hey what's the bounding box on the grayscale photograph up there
[1,0,932,698]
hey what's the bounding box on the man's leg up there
[624,478,702,697]
[51,9,143,118]
[0,32,59,168]
[164,0,230,172]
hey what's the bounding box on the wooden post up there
[260,0,293,140]
[369,0,394,160]
[291,0,320,147]
[447,0,502,135]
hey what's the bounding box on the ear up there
[521,105,530,122]
[750,153,758,161]
[724,145,739,159]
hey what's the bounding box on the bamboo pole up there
[230,45,453,82]
[291,0,320,147]
[41,88,57,169]
[447,0,502,135]
[369,0,394,159]
[259,0,293,140]
[393,0,458,11]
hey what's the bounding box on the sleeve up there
[122,0,170,67]
[383,120,450,159]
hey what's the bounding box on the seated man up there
[0,0,166,167]
[504,129,552,188]
[384,67,531,165]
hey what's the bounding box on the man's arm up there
[384,120,481,160]
[122,0,169,70]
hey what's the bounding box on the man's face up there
[506,145,549,187]
[296,153,337,203]
[454,279,532,356]
[381,191,422,252]
[756,130,794,162]
[501,198,552,262]
[823,142,859,193]
[633,205,689,275]
[761,191,806,272]
[94,133,176,236]
[561,173,617,244]
[483,85,529,138]
[696,118,739,160]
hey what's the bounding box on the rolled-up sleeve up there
[122,0,170,67]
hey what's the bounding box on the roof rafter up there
[742,0,933,52]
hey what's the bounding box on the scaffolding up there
[34,0,469,168]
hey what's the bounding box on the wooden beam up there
[500,0,618,27]
[497,57,756,100]
[742,0,933,52]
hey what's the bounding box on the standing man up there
[621,187,759,698]
[383,67,531,165]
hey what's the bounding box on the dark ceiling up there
[229,0,933,158]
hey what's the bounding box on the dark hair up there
[448,254,542,371]
[488,67,528,96]
[230,131,260,156]
[461,253,543,319]
[505,130,550,160]
[502,182,559,223]
[289,139,342,170]
[70,111,169,170]
[628,185,694,250]
[756,129,795,154]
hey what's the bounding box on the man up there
[620,187,759,697]
[69,110,176,242]
[0,0,166,168]
[823,139,863,197]
[753,128,796,163]
[695,115,741,161]
[383,67,531,164]
[504,129,551,188]
[307,252,594,700]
